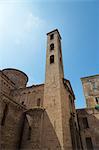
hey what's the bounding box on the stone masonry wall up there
[77,108,99,150]
[81,75,99,108]
[13,84,44,109]
[0,97,25,150]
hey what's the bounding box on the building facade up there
[77,75,99,150]
[0,29,99,150]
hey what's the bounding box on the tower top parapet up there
[47,29,61,39]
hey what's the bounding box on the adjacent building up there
[77,75,99,150]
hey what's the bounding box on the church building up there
[0,29,99,150]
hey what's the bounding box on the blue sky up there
[0,0,99,108]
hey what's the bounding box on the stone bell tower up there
[45,29,64,84]
[43,29,73,150]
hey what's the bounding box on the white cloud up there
[24,12,45,32]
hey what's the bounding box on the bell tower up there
[45,29,64,84]
[43,29,73,150]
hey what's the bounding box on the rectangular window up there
[86,137,93,150]
[82,117,89,129]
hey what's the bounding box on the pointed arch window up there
[50,43,54,50]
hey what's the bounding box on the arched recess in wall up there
[50,43,54,51]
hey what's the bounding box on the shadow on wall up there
[77,109,99,150]
[20,108,62,150]
[1,102,65,150]
[0,100,26,150]
[69,115,83,150]
[41,111,62,150]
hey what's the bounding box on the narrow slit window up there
[50,43,54,50]
[28,126,31,140]
[60,57,61,63]
[1,104,8,126]
[82,117,89,129]
[50,55,54,64]
[37,98,41,106]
